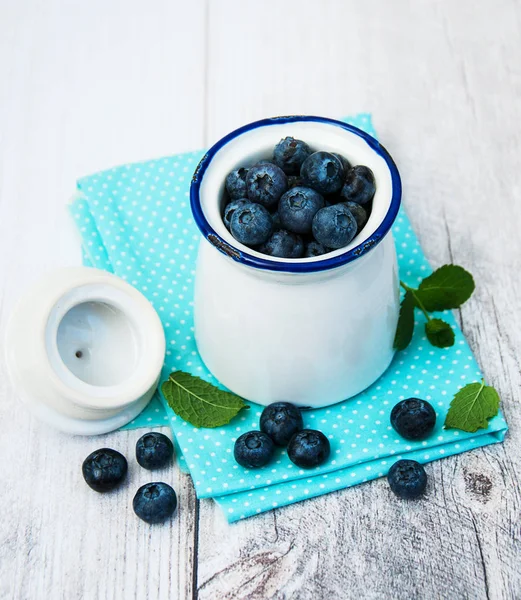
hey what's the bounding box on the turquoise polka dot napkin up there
[71,114,507,523]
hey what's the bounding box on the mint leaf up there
[444,380,500,432]
[425,318,455,348]
[161,371,248,428]
[415,265,475,312]
[393,291,415,350]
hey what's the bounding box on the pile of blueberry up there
[82,432,177,524]
[234,402,330,469]
[223,137,376,259]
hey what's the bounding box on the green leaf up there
[444,380,500,433]
[161,371,249,428]
[425,318,455,348]
[416,265,475,312]
[393,291,415,351]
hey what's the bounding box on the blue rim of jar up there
[190,115,402,273]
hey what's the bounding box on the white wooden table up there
[1,1,520,598]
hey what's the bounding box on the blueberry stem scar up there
[400,281,431,322]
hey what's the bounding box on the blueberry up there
[224,198,250,230]
[82,448,128,493]
[133,482,177,524]
[254,159,274,166]
[273,137,311,175]
[234,431,274,468]
[312,204,357,249]
[300,152,344,195]
[258,229,304,258]
[225,168,249,200]
[287,430,330,468]
[246,163,288,209]
[340,165,376,206]
[332,152,352,174]
[344,201,368,231]
[260,402,303,446]
[390,398,436,440]
[278,186,325,234]
[136,432,174,470]
[287,175,304,189]
[304,240,327,258]
[230,203,273,246]
[387,460,427,499]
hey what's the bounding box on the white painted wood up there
[2,0,521,598]
[0,1,206,598]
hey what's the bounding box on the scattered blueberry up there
[390,398,436,440]
[340,165,376,206]
[133,482,178,523]
[136,432,174,470]
[225,168,249,200]
[332,152,352,173]
[82,448,128,493]
[258,229,304,258]
[260,402,303,446]
[273,137,311,175]
[304,240,327,257]
[312,204,358,249]
[230,203,273,246]
[278,186,325,234]
[224,198,250,230]
[344,201,368,231]
[300,151,344,195]
[287,430,330,468]
[234,431,275,468]
[387,460,427,499]
[246,163,288,209]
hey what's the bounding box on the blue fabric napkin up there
[71,114,507,522]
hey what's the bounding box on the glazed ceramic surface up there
[5,267,165,434]
[191,116,402,408]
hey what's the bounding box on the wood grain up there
[1,0,521,599]
[0,1,206,598]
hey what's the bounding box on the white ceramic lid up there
[4,267,166,435]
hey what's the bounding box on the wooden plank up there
[2,0,521,598]
[195,0,521,599]
[0,1,207,598]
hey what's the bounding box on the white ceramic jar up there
[191,116,402,408]
[5,267,166,434]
